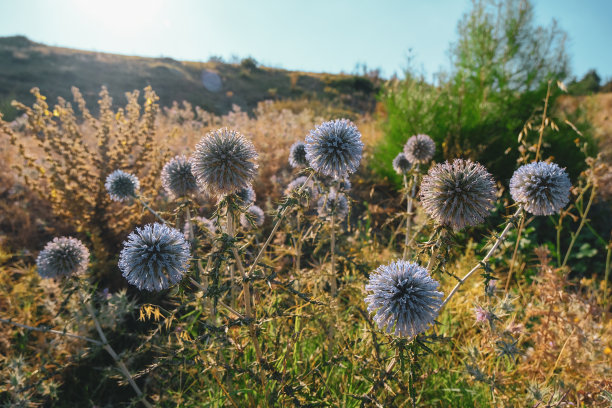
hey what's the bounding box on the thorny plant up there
[0,83,610,407]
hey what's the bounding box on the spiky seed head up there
[285,176,319,203]
[317,191,349,220]
[105,170,139,202]
[191,128,258,196]
[184,216,217,241]
[305,119,363,178]
[420,159,497,231]
[289,141,309,168]
[161,155,198,199]
[393,152,412,175]
[240,205,265,229]
[119,223,191,291]
[236,184,256,206]
[404,134,436,164]
[509,161,571,216]
[36,237,90,278]
[365,260,443,338]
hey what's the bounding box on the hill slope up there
[0,36,379,121]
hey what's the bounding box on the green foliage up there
[374,0,593,186]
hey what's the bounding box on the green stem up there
[562,186,596,268]
[443,207,522,308]
[136,195,167,225]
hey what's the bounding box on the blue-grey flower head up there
[236,184,256,206]
[393,152,412,175]
[317,191,349,220]
[191,128,258,196]
[305,119,363,178]
[36,237,90,279]
[365,260,443,338]
[289,141,309,168]
[161,155,198,199]
[105,170,140,202]
[119,223,191,291]
[404,134,435,164]
[184,216,217,241]
[240,205,265,229]
[509,161,571,216]
[420,159,497,231]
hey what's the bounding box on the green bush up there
[374,0,594,186]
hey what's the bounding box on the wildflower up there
[105,170,139,202]
[161,155,198,199]
[317,191,349,220]
[509,161,571,216]
[305,119,363,178]
[240,205,265,229]
[474,306,489,323]
[36,237,90,278]
[420,159,497,231]
[288,141,309,168]
[184,216,217,241]
[393,152,412,175]
[235,184,256,206]
[191,128,258,196]
[365,260,443,338]
[285,176,319,204]
[119,223,190,291]
[404,134,435,164]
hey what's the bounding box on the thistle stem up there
[0,317,102,345]
[442,206,522,308]
[79,289,153,408]
[330,212,337,296]
[562,185,596,267]
[247,172,313,277]
[504,214,526,293]
[534,80,552,162]
[136,195,167,225]
[403,166,418,260]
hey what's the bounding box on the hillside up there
[0,36,379,121]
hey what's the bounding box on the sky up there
[0,0,610,82]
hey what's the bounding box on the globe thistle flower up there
[184,216,217,241]
[420,159,497,231]
[305,119,363,178]
[191,128,258,196]
[285,176,319,203]
[404,134,436,164]
[393,152,412,175]
[509,161,571,216]
[235,184,256,206]
[289,141,309,168]
[365,260,443,338]
[119,223,191,291]
[105,170,139,202]
[240,205,265,229]
[36,237,90,279]
[317,191,349,220]
[161,155,198,199]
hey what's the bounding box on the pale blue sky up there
[0,0,609,81]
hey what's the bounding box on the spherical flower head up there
[305,119,363,178]
[119,223,191,291]
[184,216,217,241]
[240,205,265,229]
[420,159,497,231]
[317,191,349,220]
[105,170,139,202]
[161,155,198,199]
[235,184,256,206]
[393,152,412,175]
[285,176,319,203]
[404,134,436,164]
[365,260,443,338]
[509,161,571,216]
[36,237,90,279]
[191,128,258,196]
[289,141,309,168]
